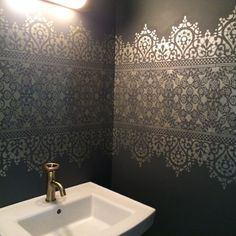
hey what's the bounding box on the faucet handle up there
[44,162,60,172]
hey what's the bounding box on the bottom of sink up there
[37,217,110,236]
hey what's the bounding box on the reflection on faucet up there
[44,163,66,202]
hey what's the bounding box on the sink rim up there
[0,182,155,236]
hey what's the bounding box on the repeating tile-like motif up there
[114,66,236,135]
[0,60,113,129]
[114,6,236,188]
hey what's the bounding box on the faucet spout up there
[52,180,66,197]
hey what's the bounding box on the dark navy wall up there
[113,0,236,235]
[0,0,115,207]
[1,2,236,236]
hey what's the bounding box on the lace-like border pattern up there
[115,7,236,67]
[113,125,236,188]
[0,126,113,176]
[0,9,114,65]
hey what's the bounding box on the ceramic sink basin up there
[0,182,155,236]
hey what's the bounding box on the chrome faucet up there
[44,163,66,202]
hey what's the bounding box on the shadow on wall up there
[80,0,116,37]
[115,0,139,36]
[115,0,236,39]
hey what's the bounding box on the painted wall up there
[0,0,115,207]
[113,0,236,235]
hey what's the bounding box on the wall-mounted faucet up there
[44,163,66,202]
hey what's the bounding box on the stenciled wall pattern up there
[1,2,235,196]
[0,7,114,179]
[114,6,236,188]
[0,9,114,64]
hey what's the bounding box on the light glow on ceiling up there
[6,0,40,14]
[5,0,78,20]
[45,0,87,9]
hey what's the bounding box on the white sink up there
[0,182,155,236]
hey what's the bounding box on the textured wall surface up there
[113,1,236,235]
[0,0,114,207]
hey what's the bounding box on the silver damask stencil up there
[0,5,236,188]
[114,6,236,188]
[0,8,114,176]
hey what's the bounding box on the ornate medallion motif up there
[115,7,236,66]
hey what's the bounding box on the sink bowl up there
[0,182,155,236]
